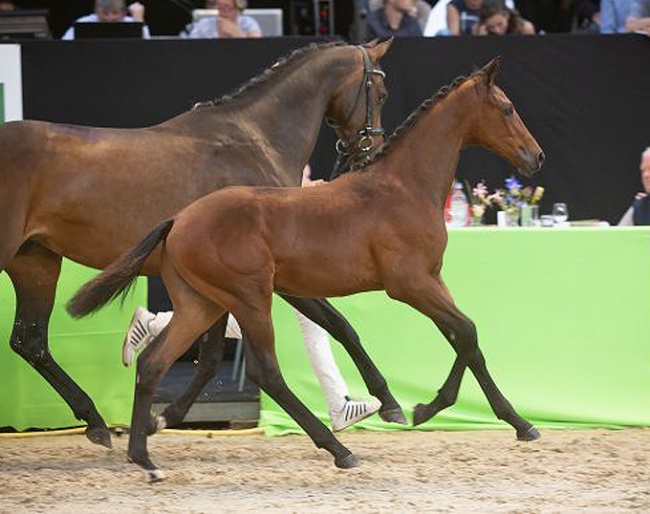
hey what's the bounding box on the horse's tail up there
[67,219,174,318]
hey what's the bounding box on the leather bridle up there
[326,45,386,178]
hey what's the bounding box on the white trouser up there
[148,308,348,413]
[149,310,243,340]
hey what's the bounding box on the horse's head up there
[468,58,544,177]
[326,38,392,179]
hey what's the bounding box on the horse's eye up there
[377,93,387,105]
[503,105,514,118]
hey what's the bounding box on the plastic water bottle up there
[446,181,470,227]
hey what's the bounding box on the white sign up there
[0,44,23,122]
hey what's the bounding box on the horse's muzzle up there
[519,149,545,177]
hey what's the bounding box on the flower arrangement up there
[465,177,544,226]
[465,180,492,226]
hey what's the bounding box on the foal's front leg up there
[390,275,540,441]
[236,306,358,469]
[280,295,406,425]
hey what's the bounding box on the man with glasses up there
[187,0,262,38]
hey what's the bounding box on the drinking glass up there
[552,203,568,224]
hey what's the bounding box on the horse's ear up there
[365,38,379,48]
[368,37,393,61]
[481,57,501,88]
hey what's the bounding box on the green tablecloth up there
[261,227,650,434]
[0,260,145,430]
[2,228,649,433]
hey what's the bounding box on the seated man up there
[366,0,423,39]
[446,0,484,35]
[600,0,633,34]
[618,147,650,225]
[61,0,150,40]
[626,0,650,34]
[368,0,431,31]
[186,0,261,38]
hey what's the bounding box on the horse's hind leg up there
[391,275,540,441]
[6,243,111,447]
[280,295,406,425]
[235,300,357,469]
[154,316,228,432]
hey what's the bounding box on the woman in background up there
[473,0,535,35]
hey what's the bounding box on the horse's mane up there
[346,72,477,172]
[192,41,348,110]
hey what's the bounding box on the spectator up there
[61,0,149,40]
[446,0,484,35]
[618,147,650,225]
[0,1,16,11]
[626,0,650,34]
[473,1,535,34]
[186,0,261,38]
[600,0,633,33]
[369,0,432,31]
[366,0,423,39]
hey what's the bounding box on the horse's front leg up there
[7,246,111,448]
[388,274,540,441]
[280,295,406,425]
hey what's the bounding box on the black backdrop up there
[10,33,650,315]
[17,34,650,225]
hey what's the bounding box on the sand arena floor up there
[0,427,649,513]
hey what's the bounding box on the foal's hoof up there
[335,453,359,469]
[146,415,167,436]
[86,426,112,449]
[379,406,408,426]
[155,415,167,433]
[412,403,431,427]
[517,425,541,442]
[143,468,166,483]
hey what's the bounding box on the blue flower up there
[505,176,522,192]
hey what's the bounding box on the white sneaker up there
[122,306,156,367]
[331,396,381,432]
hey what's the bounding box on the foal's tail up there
[67,219,174,318]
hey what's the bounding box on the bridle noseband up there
[326,45,386,177]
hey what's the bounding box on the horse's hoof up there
[143,468,166,483]
[379,406,408,425]
[517,425,541,442]
[335,453,359,469]
[86,426,112,449]
[412,403,431,427]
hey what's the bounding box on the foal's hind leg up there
[234,300,357,469]
[154,316,228,432]
[6,243,111,447]
[390,275,539,441]
[280,295,406,425]
[128,305,225,481]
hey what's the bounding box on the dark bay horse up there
[68,58,545,482]
[0,39,406,448]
